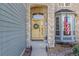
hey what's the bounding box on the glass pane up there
[56,17,59,30]
[32,13,44,20]
[56,31,60,35]
[63,15,71,35]
[72,15,75,35]
[73,31,75,35]
[65,3,70,6]
[58,3,64,7]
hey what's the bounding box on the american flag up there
[64,16,70,35]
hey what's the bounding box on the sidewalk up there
[31,41,47,56]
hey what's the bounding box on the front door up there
[32,13,45,40]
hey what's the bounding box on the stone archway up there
[26,4,55,48]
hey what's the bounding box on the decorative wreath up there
[33,24,39,29]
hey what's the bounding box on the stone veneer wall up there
[25,4,31,48]
[26,3,79,47]
[47,4,55,47]
[71,4,79,43]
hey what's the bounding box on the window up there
[56,17,60,35]
[56,31,60,35]
[56,17,59,30]
[65,3,70,7]
[32,13,44,20]
[58,3,71,7]
[73,31,75,35]
[58,3,64,7]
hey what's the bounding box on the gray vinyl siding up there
[0,4,26,56]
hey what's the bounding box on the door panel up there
[32,18,45,40]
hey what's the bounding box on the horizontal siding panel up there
[0,3,26,56]
[0,32,2,55]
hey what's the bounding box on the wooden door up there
[32,14,45,40]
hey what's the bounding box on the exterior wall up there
[71,4,79,43]
[48,4,55,47]
[26,3,79,48]
[25,4,31,48]
[0,4,26,56]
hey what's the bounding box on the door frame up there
[30,5,48,40]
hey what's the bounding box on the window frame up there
[58,3,71,7]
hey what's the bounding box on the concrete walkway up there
[31,41,47,56]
